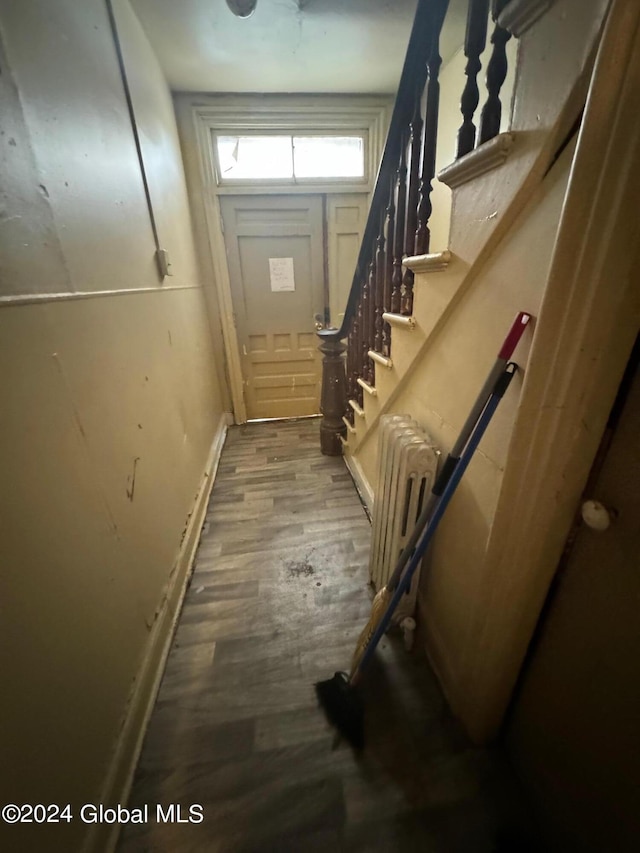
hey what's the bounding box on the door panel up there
[220,196,325,420]
[506,351,640,852]
[327,194,367,327]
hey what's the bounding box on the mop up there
[351,312,530,673]
[316,355,521,749]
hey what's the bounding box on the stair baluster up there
[457,0,490,159]
[360,272,370,401]
[382,177,395,357]
[415,0,448,255]
[316,0,449,453]
[402,86,425,315]
[350,301,358,413]
[478,0,512,144]
[346,324,355,424]
[367,260,377,384]
[391,137,408,315]
[401,267,413,316]
[374,210,385,354]
[354,295,364,407]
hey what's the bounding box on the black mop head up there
[315,671,364,750]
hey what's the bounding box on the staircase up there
[318,0,607,496]
[318,0,523,463]
[317,0,623,742]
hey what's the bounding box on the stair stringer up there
[342,256,467,506]
[344,137,571,502]
[342,253,460,458]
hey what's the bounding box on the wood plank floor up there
[117,419,534,852]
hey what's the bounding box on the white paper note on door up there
[269,257,295,292]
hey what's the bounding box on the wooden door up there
[506,343,640,852]
[327,194,367,328]
[220,195,325,420]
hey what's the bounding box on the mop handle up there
[352,363,518,683]
[386,312,530,592]
[449,312,530,461]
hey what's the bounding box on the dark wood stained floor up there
[117,419,533,853]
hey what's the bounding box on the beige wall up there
[408,141,573,696]
[345,0,613,743]
[356,135,573,673]
[0,2,227,850]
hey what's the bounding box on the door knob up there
[581,499,617,531]
[313,312,324,331]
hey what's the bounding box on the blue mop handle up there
[352,362,518,683]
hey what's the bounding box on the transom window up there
[215,134,366,183]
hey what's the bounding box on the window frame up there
[213,130,369,186]
[192,94,391,196]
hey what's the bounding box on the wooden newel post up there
[317,331,347,456]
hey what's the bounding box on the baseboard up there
[83,412,230,853]
[343,448,374,518]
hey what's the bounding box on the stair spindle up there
[382,182,395,357]
[391,138,408,314]
[346,326,355,423]
[405,85,424,253]
[360,271,370,393]
[401,267,414,316]
[402,88,425,315]
[374,211,386,354]
[457,0,490,159]
[415,0,447,256]
[367,261,377,383]
[317,0,452,453]
[352,299,360,394]
[353,297,363,407]
[478,0,512,145]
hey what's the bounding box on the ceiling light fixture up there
[225,0,258,17]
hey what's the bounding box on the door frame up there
[187,95,391,423]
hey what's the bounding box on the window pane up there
[293,136,364,178]
[217,136,293,180]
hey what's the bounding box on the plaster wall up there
[0,2,226,850]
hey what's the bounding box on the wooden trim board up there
[83,413,231,853]
[343,447,374,517]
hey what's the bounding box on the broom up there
[316,361,519,749]
[351,311,531,673]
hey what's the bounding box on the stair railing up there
[318,0,515,455]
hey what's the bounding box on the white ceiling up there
[131,0,465,95]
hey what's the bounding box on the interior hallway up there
[117,419,533,852]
